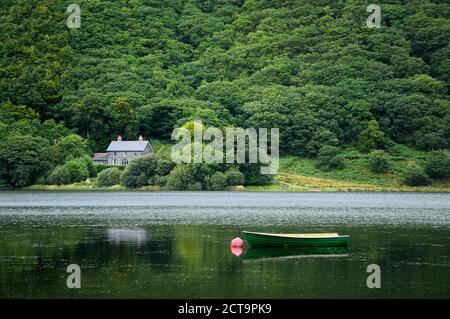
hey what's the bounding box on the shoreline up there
[3,170,448,193]
[18,183,450,193]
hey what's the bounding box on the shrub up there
[357,120,386,152]
[224,168,245,186]
[424,151,450,179]
[80,155,96,177]
[368,150,390,173]
[166,165,202,190]
[95,165,125,174]
[156,158,176,176]
[238,163,274,185]
[120,154,157,188]
[63,159,89,183]
[47,165,70,185]
[207,172,227,190]
[151,175,168,187]
[316,146,345,171]
[97,167,122,187]
[52,134,91,163]
[46,158,88,185]
[416,133,448,151]
[306,128,339,156]
[0,135,53,188]
[403,165,432,186]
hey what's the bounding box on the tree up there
[403,165,432,186]
[1,0,450,181]
[108,96,139,140]
[166,165,202,191]
[424,151,450,179]
[206,172,227,190]
[316,146,345,171]
[416,132,448,151]
[97,167,122,187]
[120,155,158,188]
[357,120,386,152]
[368,150,390,173]
[238,163,273,185]
[156,158,176,176]
[70,93,106,140]
[306,129,339,156]
[47,165,71,185]
[61,159,89,184]
[52,134,91,164]
[0,135,52,188]
[80,155,96,178]
[224,168,245,186]
[195,81,244,114]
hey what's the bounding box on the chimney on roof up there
[117,135,122,142]
[138,135,144,142]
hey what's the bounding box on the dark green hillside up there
[1,0,449,189]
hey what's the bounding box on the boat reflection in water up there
[239,246,349,261]
[107,228,148,246]
[231,246,244,257]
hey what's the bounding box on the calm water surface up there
[0,191,449,298]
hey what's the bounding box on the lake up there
[0,191,449,298]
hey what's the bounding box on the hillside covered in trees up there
[1,0,450,190]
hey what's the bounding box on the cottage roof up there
[93,153,108,161]
[106,140,150,152]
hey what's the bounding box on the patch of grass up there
[280,155,403,187]
[26,184,125,191]
[277,146,450,192]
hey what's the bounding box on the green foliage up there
[156,158,176,176]
[47,165,70,186]
[0,135,53,188]
[1,0,450,189]
[306,129,339,156]
[60,159,89,184]
[403,165,432,186]
[357,120,387,152]
[206,172,226,191]
[166,165,202,191]
[97,167,122,187]
[47,158,89,185]
[52,134,92,164]
[224,168,245,186]
[416,132,448,151]
[80,155,96,178]
[316,146,345,172]
[368,150,390,173]
[238,163,274,186]
[120,155,157,188]
[424,151,450,179]
[95,164,125,175]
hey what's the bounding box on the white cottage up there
[93,135,153,166]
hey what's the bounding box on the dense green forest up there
[1,0,450,189]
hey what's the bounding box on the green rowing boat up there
[243,231,349,247]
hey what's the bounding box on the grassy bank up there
[24,146,450,193]
[248,147,450,192]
